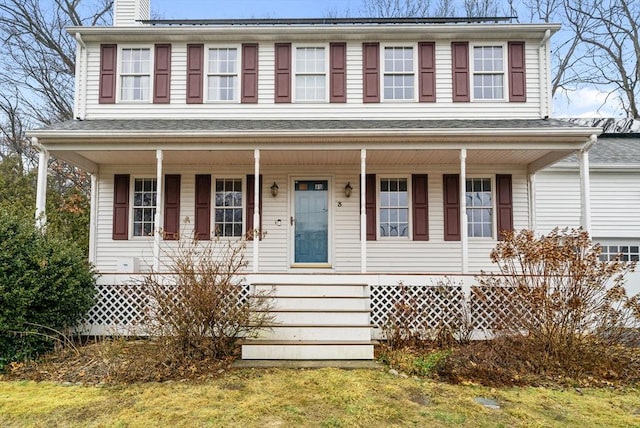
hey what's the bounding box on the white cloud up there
[552,87,625,118]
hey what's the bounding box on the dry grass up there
[1,369,639,427]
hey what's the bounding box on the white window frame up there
[213,176,245,238]
[465,176,495,239]
[470,43,507,102]
[599,244,640,262]
[381,43,417,103]
[377,175,412,240]
[293,44,329,103]
[205,45,241,103]
[130,176,157,239]
[117,46,153,103]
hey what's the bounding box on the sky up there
[152,0,624,118]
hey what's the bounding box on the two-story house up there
[28,0,599,360]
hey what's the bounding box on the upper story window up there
[120,48,151,102]
[214,178,243,237]
[132,178,157,237]
[466,178,492,238]
[472,46,505,100]
[207,48,239,102]
[383,46,414,101]
[295,47,326,102]
[379,177,410,238]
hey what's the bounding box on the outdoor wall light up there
[270,182,279,197]
[344,182,353,198]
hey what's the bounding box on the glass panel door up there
[294,180,328,263]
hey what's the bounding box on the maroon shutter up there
[362,43,380,103]
[508,42,527,102]
[112,174,129,240]
[99,44,117,104]
[186,44,204,104]
[451,42,470,102]
[443,174,461,241]
[274,43,291,103]
[246,175,263,241]
[194,174,211,240]
[365,174,377,240]
[412,174,429,241]
[153,44,171,104]
[163,174,180,240]
[330,42,347,103]
[496,174,514,240]
[418,42,436,102]
[242,43,259,103]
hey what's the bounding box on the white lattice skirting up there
[80,276,524,338]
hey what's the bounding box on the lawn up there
[1,368,639,427]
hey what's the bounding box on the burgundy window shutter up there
[274,43,291,103]
[330,42,347,103]
[443,174,461,241]
[99,44,117,104]
[451,42,470,102]
[242,43,259,103]
[194,174,211,240]
[153,44,171,104]
[508,42,527,102]
[365,174,377,240]
[186,44,204,104]
[412,174,429,241]
[163,174,181,240]
[496,174,514,241]
[246,175,263,241]
[112,174,130,240]
[362,43,380,103]
[418,42,436,102]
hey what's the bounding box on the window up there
[121,48,151,101]
[295,47,326,101]
[466,178,492,238]
[215,178,243,237]
[379,178,409,237]
[207,48,238,101]
[132,178,156,237]
[472,46,504,100]
[599,245,640,262]
[383,46,414,101]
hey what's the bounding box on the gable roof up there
[552,133,640,168]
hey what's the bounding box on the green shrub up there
[413,350,453,377]
[0,209,96,370]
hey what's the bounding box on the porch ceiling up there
[61,148,573,168]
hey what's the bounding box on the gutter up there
[539,29,552,118]
[75,32,87,120]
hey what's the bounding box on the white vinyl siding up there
[83,40,543,120]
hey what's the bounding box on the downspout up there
[539,29,552,118]
[33,138,49,230]
[579,134,597,235]
[75,32,88,120]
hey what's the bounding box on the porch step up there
[242,282,375,360]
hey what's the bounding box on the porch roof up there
[28,119,599,175]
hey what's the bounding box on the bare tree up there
[565,0,640,118]
[361,0,504,18]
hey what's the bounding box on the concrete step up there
[255,296,370,311]
[259,310,370,325]
[256,325,372,341]
[253,283,368,297]
[241,340,375,360]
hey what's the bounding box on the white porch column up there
[253,149,260,273]
[579,135,596,235]
[153,149,163,272]
[360,149,367,273]
[528,173,537,233]
[34,139,49,230]
[460,149,468,274]
[89,172,99,264]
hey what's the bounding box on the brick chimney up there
[113,0,150,26]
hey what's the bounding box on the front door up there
[293,180,329,264]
